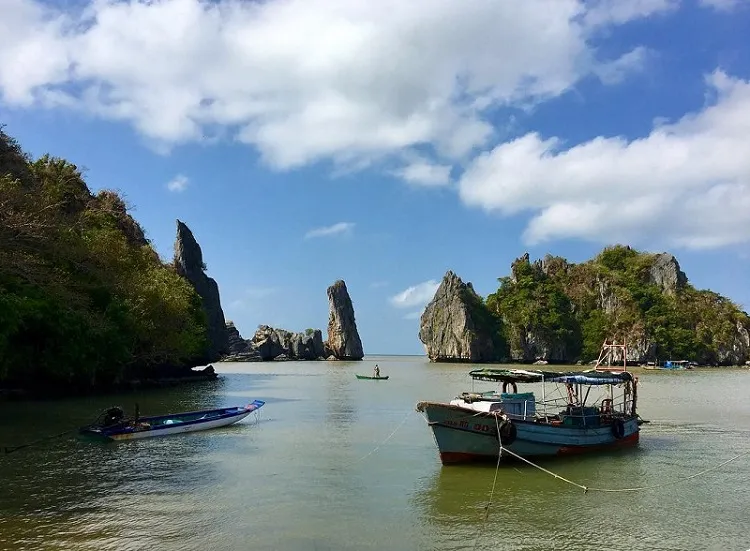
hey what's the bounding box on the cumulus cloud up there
[393,157,453,187]
[304,222,355,240]
[166,174,189,192]
[582,0,679,27]
[458,71,750,249]
[0,0,665,173]
[390,280,439,309]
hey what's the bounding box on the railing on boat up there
[465,379,636,427]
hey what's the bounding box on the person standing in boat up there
[373,364,380,378]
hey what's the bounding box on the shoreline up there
[0,365,219,402]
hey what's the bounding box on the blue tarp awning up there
[468,368,633,385]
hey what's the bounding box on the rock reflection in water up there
[324,362,357,431]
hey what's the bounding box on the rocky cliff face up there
[649,253,687,295]
[251,325,326,361]
[174,220,228,361]
[222,322,325,361]
[419,271,502,362]
[325,280,364,360]
[718,320,750,364]
[420,246,750,366]
[224,321,261,361]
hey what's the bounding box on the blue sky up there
[1,0,749,354]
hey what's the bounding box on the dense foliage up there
[0,129,209,392]
[485,245,750,365]
[462,283,509,359]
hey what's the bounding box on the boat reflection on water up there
[0,381,234,550]
[412,445,648,550]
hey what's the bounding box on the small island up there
[419,247,750,366]
[0,129,365,399]
[222,279,365,362]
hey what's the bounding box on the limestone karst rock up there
[648,253,687,296]
[174,220,228,361]
[419,271,502,362]
[251,325,325,361]
[325,280,364,360]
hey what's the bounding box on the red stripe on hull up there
[439,432,640,464]
[556,431,639,455]
[439,451,495,465]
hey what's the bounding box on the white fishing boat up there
[79,400,265,441]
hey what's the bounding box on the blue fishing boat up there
[80,400,265,441]
[644,360,693,370]
[416,369,640,465]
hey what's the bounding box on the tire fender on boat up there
[499,421,517,445]
[611,418,625,439]
[502,381,518,394]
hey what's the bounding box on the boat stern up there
[78,427,115,442]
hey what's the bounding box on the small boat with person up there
[80,400,265,441]
[356,363,389,380]
[416,368,641,465]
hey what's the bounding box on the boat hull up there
[417,402,639,465]
[81,401,265,442]
[355,375,389,380]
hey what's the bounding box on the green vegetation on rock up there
[484,245,750,365]
[0,128,210,393]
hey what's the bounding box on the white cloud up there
[304,222,355,240]
[593,47,651,85]
[166,174,189,192]
[404,310,423,320]
[458,71,750,249]
[393,157,452,187]
[699,0,746,11]
[0,0,665,173]
[390,280,439,309]
[582,0,679,27]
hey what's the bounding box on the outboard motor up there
[102,407,125,427]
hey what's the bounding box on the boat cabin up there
[451,368,638,427]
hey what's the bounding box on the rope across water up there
[486,412,749,494]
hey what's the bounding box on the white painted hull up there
[109,410,252,440]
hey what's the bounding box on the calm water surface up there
[1,356,749,551]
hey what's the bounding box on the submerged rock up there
[325,280,364,360]
[419,271,502,362]
[174,220,228,360]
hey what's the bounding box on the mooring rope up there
[2,429,76,455]
[489,412,750,494]
[343,410,414,467]
[471,415,505,551]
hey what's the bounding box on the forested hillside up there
[486,246,750,365]
[0,128,211,394]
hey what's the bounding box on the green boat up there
[355,374,389,380]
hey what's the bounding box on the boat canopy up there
[468,368,634,385]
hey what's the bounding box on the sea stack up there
[174,220,229,361]
[325,280,364,360]
[419,270,502,362]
